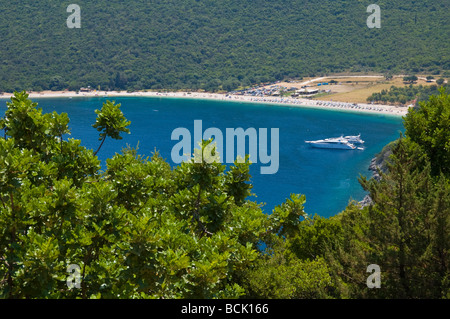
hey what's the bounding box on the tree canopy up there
[367,83,449,105]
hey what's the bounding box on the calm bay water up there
[0,96,404,217]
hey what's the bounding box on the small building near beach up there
[293,88,319,96]
[80,86,92,92]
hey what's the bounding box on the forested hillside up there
[0,0,449,92]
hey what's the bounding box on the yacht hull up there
[306,141,355,150]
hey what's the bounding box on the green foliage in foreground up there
[0,91,449,299]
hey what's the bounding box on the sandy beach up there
[0,90,410,116]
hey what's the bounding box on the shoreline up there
[0,90,410,117]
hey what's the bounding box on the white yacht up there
[305,137,357,150]
[343,134,364,144]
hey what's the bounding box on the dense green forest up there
[0,0,449,92]
[1,90,449,299]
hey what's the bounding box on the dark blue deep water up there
[0,96,404,217]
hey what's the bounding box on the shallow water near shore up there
[0,96,404,217]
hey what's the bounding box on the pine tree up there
[359,138,449,298]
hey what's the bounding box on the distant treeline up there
[0,0,449,92]
[367,83,449,105]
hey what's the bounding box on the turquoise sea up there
[0,96,404,217]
